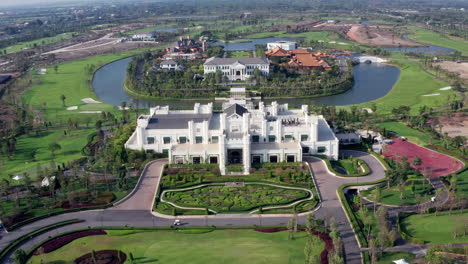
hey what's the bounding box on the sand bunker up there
[79,111,102,114]
[362,108,374,113]
[439,86,452,90]
[422,93,440,96]
[81,98,101,104]
[66,106,78,110]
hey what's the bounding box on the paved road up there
[0,151,386,264]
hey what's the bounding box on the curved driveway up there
[0,151,386,264]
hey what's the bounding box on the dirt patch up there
[33,230,107,255]
[346,25,421,47]
[67,106,78,110]
[428,112,468,138]
[434,61,468,80]
[75,250,126,264]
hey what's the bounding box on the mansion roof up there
[224,103,248,117]
[146,113,212,129]
[204,57,269,66]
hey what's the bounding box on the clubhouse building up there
[203,57,270,81]
[125,91,338,175]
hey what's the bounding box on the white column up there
[220,113,226,133]
[219,134,227,175]
[243,133,251,175]
[203,120,209,144]
[136,126,144,148]
[276,120,282,142]
[188,121,194,144]
[310,116,318,143]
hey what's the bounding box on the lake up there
[92,57,400,109]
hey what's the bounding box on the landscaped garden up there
[329,156,370,176]
[362,174,434,206]
[155,162,319,215]
[399,211,468,244]
[163,184,311,213]
[27,229,325,264]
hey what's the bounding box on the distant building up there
[130,32,156,42]
[203,57,270,81]
[160,60,178,70]
[264,47,291,58]
[125,93,339,175]
[267,41,297,51]
[164,36,206,60]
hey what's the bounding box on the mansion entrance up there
[227,149,243,164]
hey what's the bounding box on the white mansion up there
[125,92,339,175]
[203,57,270,81]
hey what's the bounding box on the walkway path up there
[0,151,387,264]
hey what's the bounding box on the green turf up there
[376,122,431,146]
[376,251,415,264]
[28,229,325,264]
[355,60,457,114]
[456,170,468,199]
[3,33,75,54]
[125,24,177,34]
[363,179,433,206]
[401,212,468,244]
[22,48,159,124]
[407,26,468,56]
[228,51,252,58]
[0,128,94,180]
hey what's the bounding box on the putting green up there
[28,229,324,264]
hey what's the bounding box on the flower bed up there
[33,230,107,255]
[164,184,310,212]
[74,250,126,264]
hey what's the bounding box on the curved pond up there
[92,57,400,108]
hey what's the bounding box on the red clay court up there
[383,139,464,178]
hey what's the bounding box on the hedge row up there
[337,177,388,248]
[0,219,83,263]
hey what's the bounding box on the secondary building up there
[267,41,297,51]
[125,92,339,175]
[203,57,270,81]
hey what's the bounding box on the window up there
[211,136,219,143]
[286,155,295,162]
[252,155,261,164]
[163,137,171,144]
[231,125,239,132]
[302,147,310,154]
[269,155,278,163]
[317,147,326,153]
[179,137,187,144]
[162,149,169,154]
[209,156,218,164]
[147,137,155,144]
[285,135,293,139]
[196,128,201,133]
[301,135,308,142]
[252,135,259,143]
[268,135,276,142]
[195,136,203,144]
[146,149,154,153]
[192,157,201,164]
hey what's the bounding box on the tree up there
[60,94,66,107]
[48,142,62,157]
[287,214,297,240]
[28,149,38,161]
[412,156,422,166]
[54,65,59,74]
[14,249,28,264]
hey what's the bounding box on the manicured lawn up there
[456,170,468,199]
[28,229,324,264]
[22,48,158,124]
[363,178,434,206]
[164,184,310,212]
[356,60,457,114]
[125,24,177,34]
[331,159,359,175]
[0,127,93,180]
[401,212,468,244]
[376,121,431,146]
[4,32,76,54]
[228,51,252,58]
[407,26,468,56]
[376,251,415,264]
